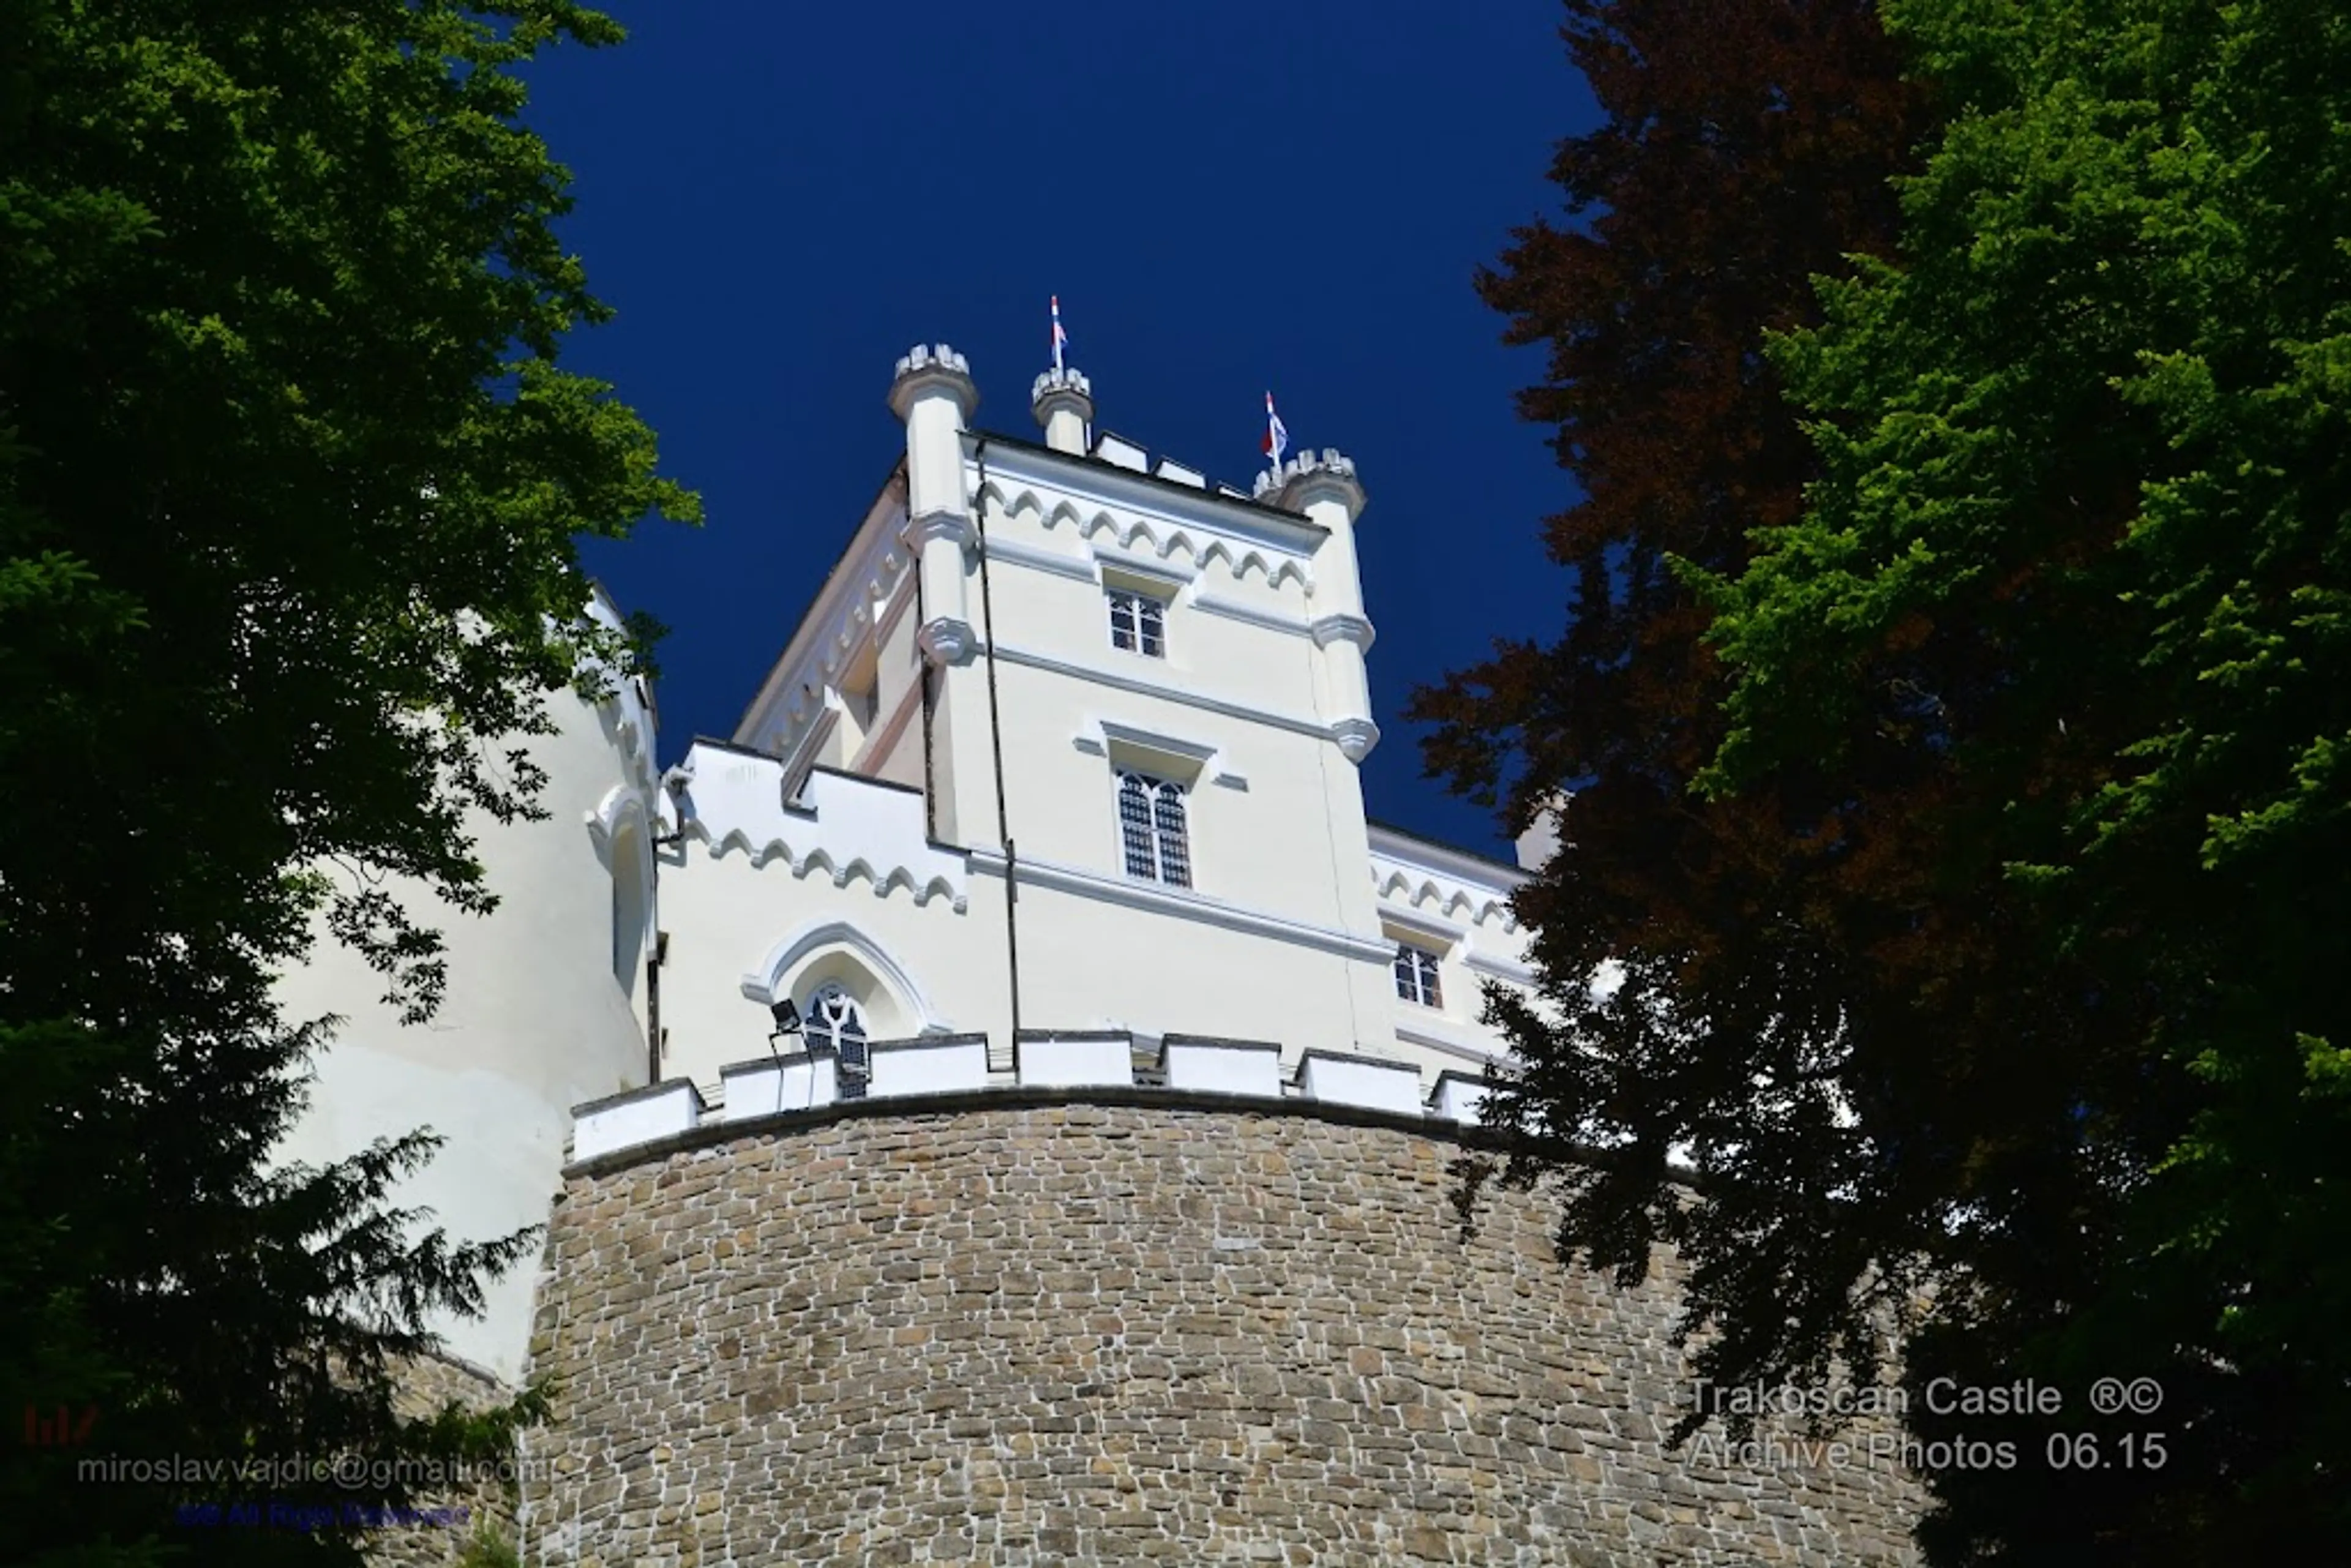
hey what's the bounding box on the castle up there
[275,346,1927,1563]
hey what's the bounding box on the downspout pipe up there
[971,437,1022,1044]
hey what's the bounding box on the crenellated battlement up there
[892,342,972,383]
[1253,447,1360,501]
[569,1033,1495,1165]
[1029,366,1092,407]
[888,342,979,422]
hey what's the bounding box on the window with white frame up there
[804,981,870,1096]
[1393,944,1442,1008]
[1116,770,1191,887]
[1106,587,1166,658]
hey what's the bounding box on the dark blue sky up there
[528,2,1598,860]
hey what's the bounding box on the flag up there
[1261,391,1289,469]
[1051,295,1068,374]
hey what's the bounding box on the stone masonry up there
[519,1095,1927,1565]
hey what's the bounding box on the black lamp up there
[768,997,802,1040]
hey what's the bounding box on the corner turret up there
[889,345,979,666]
[1262,451,1378,762]
[1031,367,1093,455]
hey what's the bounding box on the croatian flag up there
[1262,391,1289,470]
[1051,295,1068,374]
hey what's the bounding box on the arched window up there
[1117,770,1190,887]
[805,982,869,1097]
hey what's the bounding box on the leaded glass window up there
[1393,945,1442,1008]
[1116,770,1190,887]
[1106,588,1165,658]
[806,982,869,1097]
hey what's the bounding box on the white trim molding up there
[1309,612,1376,653]
[982,535,1097,583]
[1463,948,1540,988]
[1093,547,1196,588]
[989,639,1370,754]
[904,508,973,550]
[1330,717,1380,764]
[970,847,1393,964]
[1378,904,1464,947]
[1193,592,1309,639]
[1394,1017,1512,1068]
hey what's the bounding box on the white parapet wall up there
[721,1051,841,1120]
[1158,1035,1284,1098]
[1014,1031,1135,1089]
[1297,1049,1427,1117]
[566,1035,1516,1168]
[672,741,967,910]
[572,1078,707,1163]
[1428,1070,1493,1127]
[866,1033,992,1098]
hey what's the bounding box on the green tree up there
[1434,0,2351,1559]
[1692,0,2351,1555]
[0,2,696,1562]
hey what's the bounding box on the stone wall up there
[368,1351,518,1568]
[520,1095,1926,1566]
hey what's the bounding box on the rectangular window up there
[1393,945,1442,1008]
[1106,588,1166,658]
[1117,770,1190,887]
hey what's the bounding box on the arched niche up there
[738,920,949,1044]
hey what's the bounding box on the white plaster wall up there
[271,674,654,1384]
[654,793,1006,1095]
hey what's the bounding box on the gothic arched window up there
[1117,770,1190,887]
[804,982,869,1097]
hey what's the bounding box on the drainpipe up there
[972,438,1022,1045]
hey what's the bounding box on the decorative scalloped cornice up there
[680,819,966,910]
[978,481,1312,589]
[672,744,969,913]
[1370,852,1520,932]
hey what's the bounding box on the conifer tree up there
[0,4,696,1561]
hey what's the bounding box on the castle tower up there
[271,588,658,1384]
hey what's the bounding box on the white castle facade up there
[275,345,1556,1385]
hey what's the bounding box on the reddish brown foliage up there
[1412,0,1930,970]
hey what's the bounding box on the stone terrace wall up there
[520,1097,1925,1566]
